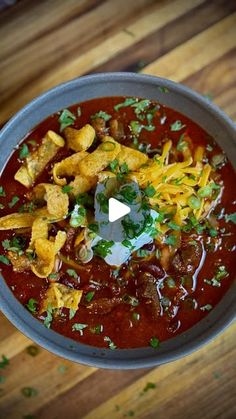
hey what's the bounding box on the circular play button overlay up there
[94,178,152,242]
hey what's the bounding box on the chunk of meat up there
[109,119,124,141]
[64,227,77,253]
[7,251,31,272]
[172,240,202,274]
[137,272,160,317]
[86,297,122,315]
[139,262,164,279]
[91,117,107,139]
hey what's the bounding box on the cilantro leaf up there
[225,212,236,224]
[66,269,78,279]
[26,298,37,313]
[114,98,137,112]
[170,120,186,131]
[72,323,88,335]
[0,186,5,197]
[62,185,73,194]
[19,143,30,159]
[59,109,76,131]
[85,291,95,302]
[93,240,114,258]
[0,255,11,265]
[8,196,20,208]
[104,336,117,350]
[91,111,111,121]
[149,336,160,348]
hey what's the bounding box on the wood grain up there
[0,0,235,418]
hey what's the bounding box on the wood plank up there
[84,323,236,419]
[0,0,205,124]
[0,349,96,419]
[143,13,236,82]
[92,0,236,73]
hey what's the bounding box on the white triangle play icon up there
[108,197,131,222]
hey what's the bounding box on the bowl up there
[0,73,235,369]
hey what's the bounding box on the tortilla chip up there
[78,136,121,177]
[40,283,83,313]
[29,217,48,249]
[69,174,97,196]
[65,124,95,152]
[52,151,88,186]
[117,145,148,171]
[31,230,66,278]
[14,130,65,188]
[0,213,36,230]
[33,183,69,219]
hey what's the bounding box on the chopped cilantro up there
[149,336,160,348]
[93,240,114,258]
[44,304,53,328]
[72,323,88,335]
[21,387,38,398]
[70,204,86,227]
[206,144,213,152]
[170,120,185,131]
[114,97,137,111]
[88,223,99,233]
[122,239,133,248]
[143,382,156,392]
[104,336,117,350]
[0,355,9,369]
[165,234,177,246]
[176,133,188,151]
[136,249,150,258]
[48,273,58,280]
[204,265,229,287]
[26,298,37,313]
[118,184,137,204]
[200,304,212,311]
[188,195,201,210]
[66,269,78,279]
[130,120,155,136]
[120,162,129,174]
[0,186,5,197]
[91,111,111,121]
[2,236,25,255]
[62,185,73,194]
[76,192,94,208]
[167,221,181,231]
[85,291,95,302]
[158,86,169,93]
[225,212,236,224]
[26,345,40,357]
[144,185,156,197]
[109,159,119,172]
[59,109,76,131]
[96,192,109,214]
[0,255,11,265]
[131,99,150,119]
[19,143,30,159]
[69,308,76,320]
[8,195,20,208]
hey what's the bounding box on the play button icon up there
[108,197,131,222]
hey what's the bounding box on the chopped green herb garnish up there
[123,294,139,306]
[48,273,58,280]
[200,304,212,311]
[130,120,155,136]
[2,236,25,255]
[188,195,201,210]
[176,133,188,151]
[66,269,78,279]
[0,186,5,197]
[225,212,236,224]
[19,143,30,159]
[70,204,86,227]
[96,192,109,214]
[76,192,94,207]
[88,223,99,233]
[114,97,137,112]
[69,308,76,320]
[144,185,156,197]
[21,387,38,398]
[0,355,9,369]
[91,111,112,121]
[120,162,129,174]
[8,196,20,208]
[26,345,40,357]
[165,234,177,246]
[62,185,73,194]
[204,265,229,287]
[166,277,176,288]
[149,336,160,348]
[72,323,88,335]
[206,144,213,152]
[0,255,11,265]
[118,184,137,204]
[136,249,150,258]
[28,139,37,146]
[104,336,117,350]
[170,120,185,131]
[26,298,37,313]
[143,382,156,392]
[44,304,53,328]
[85,291,95,302]
[109,159,119,172]
[59,109,76,131]
[122,239,133,248]
[93,240,114,258]
[158,86,169,93]
[167,221,181,231]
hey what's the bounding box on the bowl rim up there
[0,72,235,369]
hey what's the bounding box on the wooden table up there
[0,1,235,418]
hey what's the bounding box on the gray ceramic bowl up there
[0,73,235,369]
